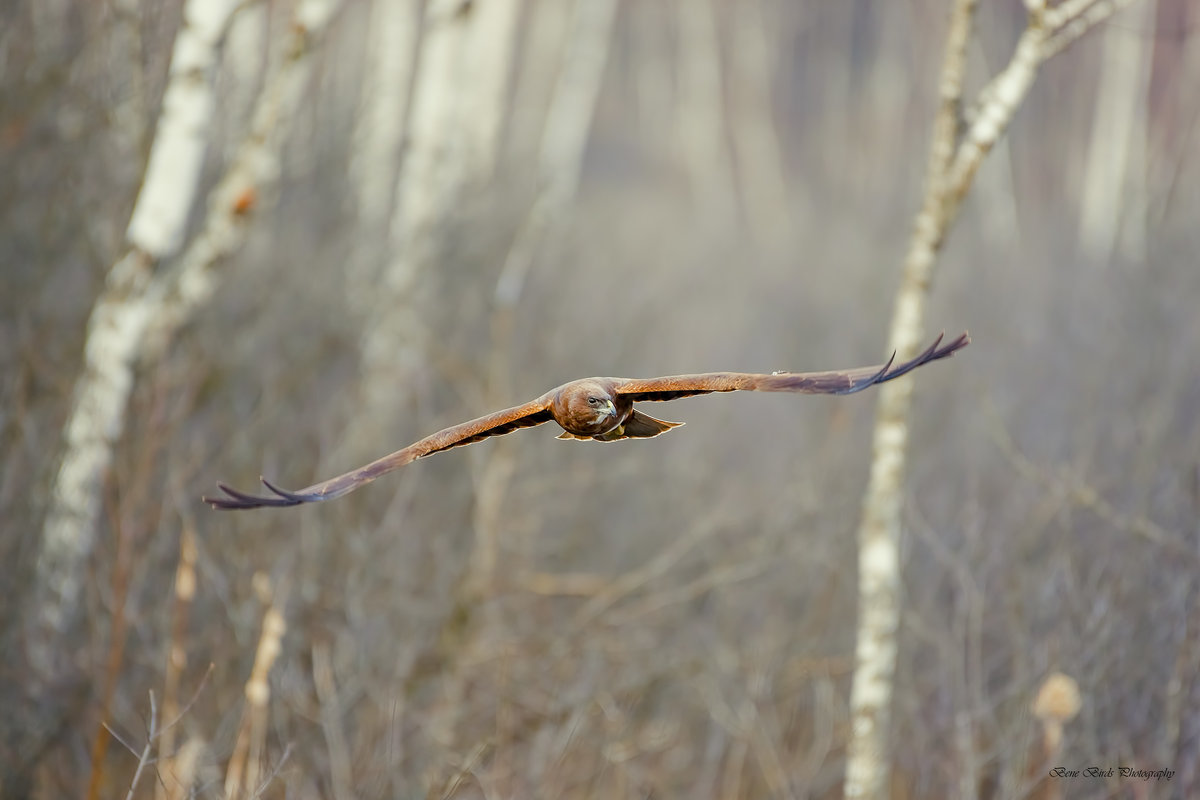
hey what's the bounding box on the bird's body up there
[205,332,969,510]
[550,379,627,437]
[547,378,680,441]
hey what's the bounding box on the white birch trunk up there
[33,0,337,676]
[844,2,978,792]
[464,0,522,181]
[126,0,243,259]
[480,0,617,590]
[146,0,341,352]
[495,0,618,306]
[343,0,419,324]
[1077,0,1154,262]
[537,0,618,204]
[359,0,478,413]
[508,0,571,167]
[969,39,1021,248]
[350,0,419,238]
[34,0,241,675]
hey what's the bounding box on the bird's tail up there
[554,410,685,442]
[616,410,685,439]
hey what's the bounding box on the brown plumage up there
[205,331,968,510]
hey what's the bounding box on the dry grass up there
[2,0,1199,797]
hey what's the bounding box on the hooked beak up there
[604,399,617,418]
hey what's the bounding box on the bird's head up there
[573,381,616,421]
[557,380,621,434]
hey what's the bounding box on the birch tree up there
[464,0,522,181]
[34,0,243,677]
[358,0,522,422]
[426,0,620,758]
[675,0,737,225]
[475,0,619,594]
[350,0,419,239]
[32,0,339,678]
[844,1,1145,797]
[358,0,477,415]
[344,0,419,318]
[1077,0,1155,261]
[494,0,620,312]
[508,0,572,167]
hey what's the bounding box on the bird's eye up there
[587,396,598,405]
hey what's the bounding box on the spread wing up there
[204,397,555,510]
[613,331,969,402]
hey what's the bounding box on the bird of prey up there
[205,331,968,510]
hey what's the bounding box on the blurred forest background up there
[2,0,1199,797]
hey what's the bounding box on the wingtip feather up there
[203,478,307,509]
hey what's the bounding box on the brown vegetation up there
[2,0,1198,797]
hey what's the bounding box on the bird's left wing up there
[205,396,555,510]
[613,332,969,402]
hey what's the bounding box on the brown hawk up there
[205,332,968,509]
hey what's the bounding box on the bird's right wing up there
[204,397,556,510]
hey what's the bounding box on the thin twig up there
[123,691,157,800]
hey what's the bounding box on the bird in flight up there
[205,331,968,510]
